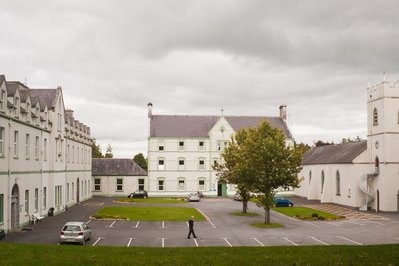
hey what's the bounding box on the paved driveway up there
[2,196,399,247]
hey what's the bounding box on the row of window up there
[157,158,218,170]
[309,170,342,196]
[24,187,47,214]
[93,178,145,192]
[157,178,206,191]
[0,127,90,164]
[157,141,228,152]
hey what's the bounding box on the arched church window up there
[373,108,378,126]
[321,170,325,193]
[309,170,312,185]
[336,170,341,196]
[375,156,379,168]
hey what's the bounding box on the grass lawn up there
[250,222,284,228]
[115,198,187,204]
[273,207,344,220]
[93,206,205,221]
[2,243,399,265]
[230,211,259,217]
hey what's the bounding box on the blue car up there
[274,197,294,207]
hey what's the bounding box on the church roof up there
[150,115,292,138]
[92,158,147,176]
[303,141,367,165]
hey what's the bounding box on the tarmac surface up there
[2,196,399,247]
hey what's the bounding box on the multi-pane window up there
[43,187,47,209]
[158,159,165,170]
[217,141,228,151]
[0,90,5,111]
[0,127,4,157]
[321,171,325,193]
[55,185,62,206]
[198,179,205,191]
[25,190,29,213]
[199,141,205,150]
[116,179,123,191]
[336,170,341,196]
[34,188,38,211]
[94,178,101,191]
[178,158,185,170]
[178,141,185,150]
[198,159,205,170]
[43,138,47,161]
[35,136,39,159]
[67,183,70,202]
[178,179,185,191]
[158,143,164,151]
[14,97,19,116]
[26,103,31,122]
[25,134,30,159]
[13,131,18,158]
[309,171,312,185]
[158,180,164,191]
[0,194,4,223]
[138,179,145,190]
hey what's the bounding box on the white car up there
[187,193,200,202]
[60,221,91,245]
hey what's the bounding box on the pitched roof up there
[303,141,367,165]
[29,89,57,111]
[0,75,5,85]
[150,115,292,138]
[92,158,147,176]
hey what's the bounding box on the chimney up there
[65,109,74,119]
[147,102,153,118]
[279,105,287,120]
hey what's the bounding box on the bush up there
[311,213,318,218]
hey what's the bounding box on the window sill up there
[336,194,341,196]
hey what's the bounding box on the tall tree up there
[104,144,113,158]
[133,153,148,171]
[91,138,103,158]
[216,121,303,223]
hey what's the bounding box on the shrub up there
[311,213,318,218]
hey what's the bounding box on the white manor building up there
[0,75,92,232]
[146,103,294,197]
[295,80,399,212]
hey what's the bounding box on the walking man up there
[187,216,197,239]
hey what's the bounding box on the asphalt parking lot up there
[3,196,399,247]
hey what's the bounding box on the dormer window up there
[14,97,19,117]
[373,108,378,126]
[26,103,31,122]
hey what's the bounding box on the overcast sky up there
[1,0,399,158]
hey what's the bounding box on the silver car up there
[60,221,91,245]
[188,192,200,202]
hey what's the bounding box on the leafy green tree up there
[133,153,148,171]
[314,140,334,147]
[91,138,104,158]
[216,121,303,223]
[104,144,113,158]
[214,130,253,213]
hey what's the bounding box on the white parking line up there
[92,237,102,246]
[304,221,320,227]
[162,221,165,228]
[344,220,364,226]
[366,220,383,226]
[337,236,363,245]
[159,238,167,248]
[193,238,199,247]
[283,237,298,246]
[309,237,329,246]
[86,220,92,224]
[127,238,134,247]
[222,238,232,247]
[208,219,216,228]
[253,238,264,246]
[135,221,140,228]
[109,221,116,228]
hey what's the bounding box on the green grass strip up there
[2,243,399,265]
[250,222,284,228]
[94,206,205,221]
[230,211,259,217]
[116,198,187,204]
[273,207,344,220]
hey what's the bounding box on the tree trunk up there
[242,200,248,213]
[264,207,270,224]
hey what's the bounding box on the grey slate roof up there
[92,158,147,176]
[29,89,57,111]
[0,75,5,85]
[150,115,292,138]
[303,141,367,165]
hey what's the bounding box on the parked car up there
[233,192,242,201]
[274,197,294,207]
[59,221,91,245]
[187,192,200,202]
[128,190,148,199]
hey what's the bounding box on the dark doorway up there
[217,181,227,197]
[77,178,80,203]
[376,189,380,212]
[11,184,20,229]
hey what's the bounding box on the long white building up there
[146,103,294,197]
[295,80,399,212]
[0,75,92,232]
